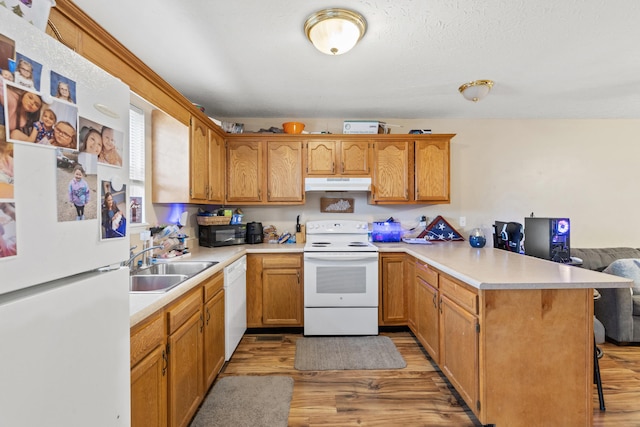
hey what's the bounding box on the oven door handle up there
[304,253,378,262]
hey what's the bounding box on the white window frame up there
[128,103,147,230]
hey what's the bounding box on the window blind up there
[129,105,145,182]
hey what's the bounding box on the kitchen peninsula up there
[130,241,630,426]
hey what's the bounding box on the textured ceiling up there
[72,0,640,120]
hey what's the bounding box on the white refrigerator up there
[0,7,131,426]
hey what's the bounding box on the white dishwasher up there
[224,255,247,361]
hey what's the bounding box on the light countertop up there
[378,241,632,290]
[129,241,631,327]
[129,243,304,326]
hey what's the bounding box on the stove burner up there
[348,242,370,247]
[311,242,331,246]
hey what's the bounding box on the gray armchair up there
[571,247,640,344]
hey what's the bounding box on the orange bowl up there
[283,122,305,134]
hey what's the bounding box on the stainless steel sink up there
[134,261,217,277]
[129,274,189,293]
[129,261,219,293]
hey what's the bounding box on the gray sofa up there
[572,247,640,344]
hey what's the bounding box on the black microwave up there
[198,224,246,247]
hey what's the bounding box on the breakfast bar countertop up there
[129,241,630,326]
[376,241,632,290]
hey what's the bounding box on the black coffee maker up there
[493,221,524,253]
[246,222,263,244]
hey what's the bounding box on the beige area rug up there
[190,375,293,427]
[294,336,407,371]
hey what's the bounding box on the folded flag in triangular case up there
[417,215,464,241]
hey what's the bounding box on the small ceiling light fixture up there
[304,8,367,55]
[458,80,494,102]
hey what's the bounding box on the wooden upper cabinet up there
[306,140,337,175]
[341,140,371,175]
[189,115,226,203]
[226,139,263,203]
[46,6,82,52]
[207,132,225,204]
[152,110,190,203]
[190,116,209,201]
[370,139,412,203]
[267,140,304,203]
[306,140,369,176]
[415,137,450,203]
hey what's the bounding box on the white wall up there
[213,117,640,248]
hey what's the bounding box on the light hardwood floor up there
[212,331,640,426]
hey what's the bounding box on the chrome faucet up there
[123,244,163,271]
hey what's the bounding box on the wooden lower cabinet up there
[439,292,479,413]
[202,273,225,390]
[409,259,593,426]
[167,290,203,427]
[247,254,303,327]
[379,253,408,325]
[414,260,439,361]
[131,311,167,427]
[131,271,226,427]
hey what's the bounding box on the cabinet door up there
[371,140,411,202]
[130,312,166,427]
[152,110,189,203]
[190,116,209,201]
[415,138,450,202]
[131,345,167,427]
[246,254,264,328]
[203,289,225,390]
[406,258,416,332]
[267,140,304,203]
[440,294,478,412]
[168,310,202,427]
[226,139,263,203]
[380,253,407,325]
[306,140,337,175]
[207,131,225,203]
[262,268,303,326]
[341,140,370,175]
[416,274,439,362]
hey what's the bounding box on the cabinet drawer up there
[203,271,224,302]
[167,289,202,335]
[262,255,301,269]
[440,275,477,314]
[416,261,438,287]
[130,311,164,367]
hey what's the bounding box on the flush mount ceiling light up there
[304,8,367,55]
[458,80,494,102]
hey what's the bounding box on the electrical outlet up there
[459,216,466,227]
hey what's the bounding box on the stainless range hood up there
[305,177,371,192]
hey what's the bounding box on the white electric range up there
[303,220,379,336]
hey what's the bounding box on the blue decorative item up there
[469,228,486,248]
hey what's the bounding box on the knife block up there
[296,225,306,244]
